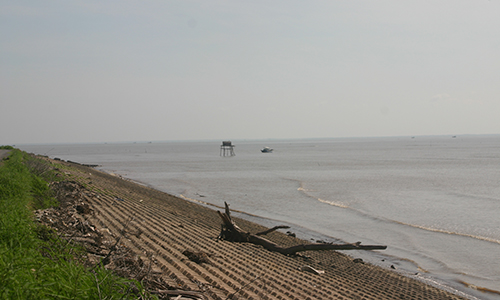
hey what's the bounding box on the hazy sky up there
[2,1,500,144]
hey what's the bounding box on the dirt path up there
[49,158,467,300]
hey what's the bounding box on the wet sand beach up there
[51,157,469,300]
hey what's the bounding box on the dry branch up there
[255,225,290,236]
[218,202,386,255]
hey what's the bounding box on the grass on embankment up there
[0,149,153,300]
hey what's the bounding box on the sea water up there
[19,135,500,299]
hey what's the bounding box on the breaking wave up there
[392,220,500,245]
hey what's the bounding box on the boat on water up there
[261,147,273,153]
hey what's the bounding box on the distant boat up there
[261,147,273,153]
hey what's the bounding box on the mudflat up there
[46,158,467,300]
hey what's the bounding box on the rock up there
[353,258,364,264]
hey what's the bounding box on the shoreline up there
[54,158,475,299]
[96,166,488,300]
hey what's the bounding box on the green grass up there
[0,150,153,300]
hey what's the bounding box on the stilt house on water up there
[220,141,235,156]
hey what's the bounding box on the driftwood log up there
[217,202,387,255]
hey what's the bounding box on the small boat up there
[261,147,273,153]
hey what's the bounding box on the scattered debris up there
[182,250,211,264]
[35,180,190,298]
[152,290,207,300]
[300,265,325,275]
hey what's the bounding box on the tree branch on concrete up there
[218,202,387,255]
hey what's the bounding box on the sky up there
[1,0,500,145]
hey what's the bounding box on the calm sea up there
[20,135,500,300]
